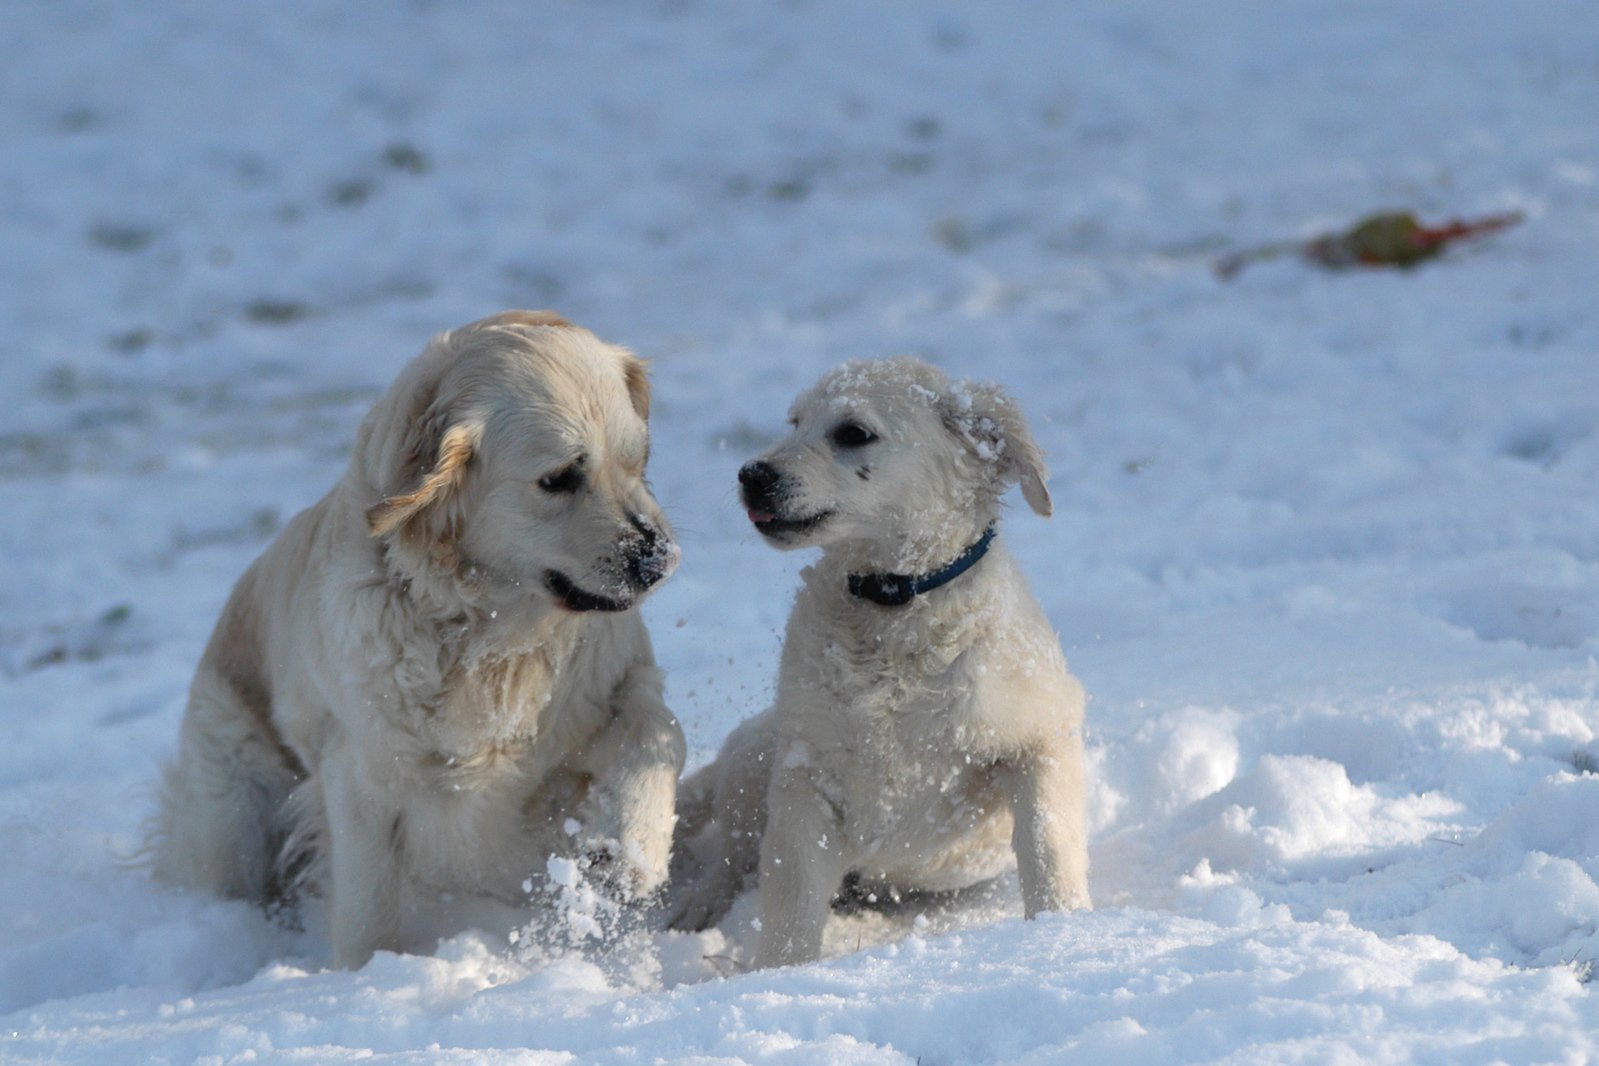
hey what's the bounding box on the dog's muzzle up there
[738,460,832,537]
[547,517,678,613]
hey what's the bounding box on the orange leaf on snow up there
[1215,210,1523,279]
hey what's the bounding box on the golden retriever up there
[672,356,1090,967]
[152,311,685,967]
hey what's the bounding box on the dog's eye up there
[830,422,878,448]
[538,461,585,494]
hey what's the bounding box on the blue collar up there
[847,525,997,607]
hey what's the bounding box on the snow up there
[4,0,1599,1061]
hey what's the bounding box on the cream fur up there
[151,311,685,968]
[671,357,1090,967]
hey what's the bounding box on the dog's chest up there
[419,630,605,780]
[825,705,1006,875]
[811,601,988,733]
[807,616,999,811]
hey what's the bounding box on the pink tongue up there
[748,509,775,524]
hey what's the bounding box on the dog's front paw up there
[579,836,668,903]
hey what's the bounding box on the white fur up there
[672,357,1090,967]
[152,311,685,968]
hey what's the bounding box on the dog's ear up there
[941,382,1053,516]
[622,355,651,421]
[366,398,483,538]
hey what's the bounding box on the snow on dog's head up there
[737,356,1051,570]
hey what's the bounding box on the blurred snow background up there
[3,1,1598,1061]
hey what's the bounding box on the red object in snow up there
[1215,210,1524,279]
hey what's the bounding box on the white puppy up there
[152,311,685,968]
[672,357,1090,967]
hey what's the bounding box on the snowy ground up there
[4,1,1599,1061]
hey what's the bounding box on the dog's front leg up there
[322,743,404,968]
[1001,743,1091,917]
[754,763,847,968]
[575,663,686,899]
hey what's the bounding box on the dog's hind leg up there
[671,758,718,849]
[151,665,300,906]
[668,709,776,931]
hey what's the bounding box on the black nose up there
[623,514,676,590]
[739,461,781,503]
